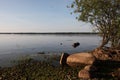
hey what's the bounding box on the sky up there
[0,0,92,32]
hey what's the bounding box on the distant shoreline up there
[0,32,98,35]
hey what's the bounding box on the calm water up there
[0,34,101,67]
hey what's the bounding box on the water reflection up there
[0,34,101,67]
[0,34,101,54]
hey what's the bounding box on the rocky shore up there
[0,48,119,80]
[60,48,120,80]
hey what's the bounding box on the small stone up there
[78,69,91,79]
[104,54,109,58]
[0,77,2,80]
[84,65,97,72]
[37,52,45,54]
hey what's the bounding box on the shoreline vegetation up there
[0,54,84,80]
[0,49,119,80]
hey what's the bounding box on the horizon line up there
[0,32,98,34]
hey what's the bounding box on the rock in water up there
[66,53,95,67]
[60,53,69,66]
[72,42,80,48]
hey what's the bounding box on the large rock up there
[66,53,95,67]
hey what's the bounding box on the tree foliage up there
[71,0,120,49]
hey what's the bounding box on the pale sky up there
[0,0,92,32]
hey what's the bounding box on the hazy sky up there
[0,0,92,32]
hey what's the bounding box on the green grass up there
[0,56,119,80]
[0,57,84,80]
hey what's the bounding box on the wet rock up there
[78,69,91,79]
[37,52,45,54]
[72,42,80,48]
[60,53,69,66]
[66,53,95,67]
[60,43,63,45]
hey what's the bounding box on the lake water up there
[0,34,101,67]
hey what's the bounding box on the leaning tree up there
[70,0,120,49]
